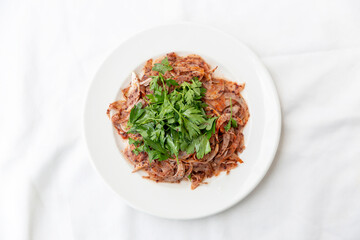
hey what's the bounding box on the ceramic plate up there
[84,23,281,219]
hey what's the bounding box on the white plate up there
[84,23,281,219]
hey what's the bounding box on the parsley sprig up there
[152,57,173,74]
[127,58,217,162]
[224,97,238,131]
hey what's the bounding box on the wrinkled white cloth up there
[1,0,360,239]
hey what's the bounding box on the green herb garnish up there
[152,57,173,74]
[127,59,217,162]
[224,97,238,131]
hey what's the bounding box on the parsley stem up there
[138,117,173,125]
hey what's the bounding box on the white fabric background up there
[1,0,360,239]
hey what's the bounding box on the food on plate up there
[107,52,249,189]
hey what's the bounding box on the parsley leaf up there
[128,138,142,146]
[231,118,238,128]
[204,117,218,139]
[224,119,232,132]
[128,137,136,145]
[152,57,173,74]
[184,89,195,104]
[184,118,201,138]
[147,150,168,162]
[128,102,145,126]
[225,97,237,131]
[185,140,196,154]
[200,117,217,131]
[166,136,179,162]
[165,78,179,87]
[182,107,206,125]
[194,134,211,159]
[143,138,170,156]
[133,143,146,155]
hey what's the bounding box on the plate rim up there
[83,22,282,220]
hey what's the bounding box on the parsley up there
[224,97,238,131]
[165,78,179,87]
[152,57,173,74]
[194,134,212,159]
[128,138,142,146]
[128,102,145,127]
[127,61,216,161]
[203,117,217,139]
